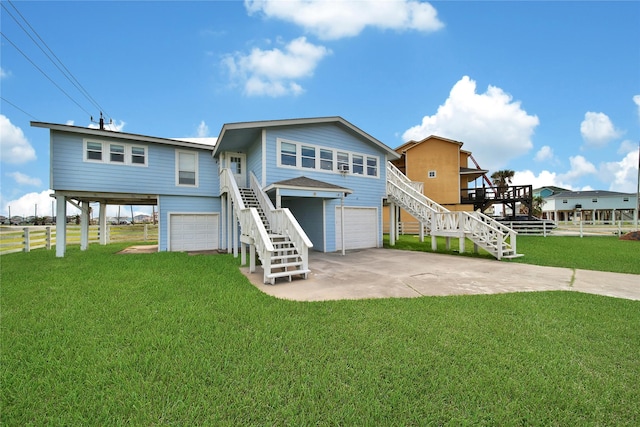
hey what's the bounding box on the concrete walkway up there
[241,248,640,302]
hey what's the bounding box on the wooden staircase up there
[386,162,522,260]
[238,187,310,284]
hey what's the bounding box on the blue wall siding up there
[158,195,220,251]
[246,135,263,185]
[51,131,218,196]
[262,123,389,251]
[282,197,325,251]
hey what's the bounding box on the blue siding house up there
[33,117,401,283]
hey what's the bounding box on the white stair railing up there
[386,162,520,260]
[220,169,274,270]
[249,172,313,271]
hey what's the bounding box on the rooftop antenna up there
[90,112,112,130]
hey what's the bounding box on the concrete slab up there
[241,248,640,302]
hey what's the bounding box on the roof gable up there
[395,135,464,153]
[214,116,399,159]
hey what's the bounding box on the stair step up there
[270,261,304,269]
[272,254,301,261]
[266,269,311,284]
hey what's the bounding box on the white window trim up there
[428,170,437,178]
[276,138,380,178]
[175,149,199,187]
[83,138,148,167]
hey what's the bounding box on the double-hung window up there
[131,147,146,164]
[176,150,198,186]
[281,142,297,166]
[366,156,378,177]
[320,149,333,171]
[110,144,125,163]
[301,145,316,169]
[352,155,364,175]
[86,141,103,161]
[337,152,349,172]
[84,139,147,166]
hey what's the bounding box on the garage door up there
[335,207,378,250]
[169,213,218,251]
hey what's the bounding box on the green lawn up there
[2,243,639,424]
[384,234,640,274]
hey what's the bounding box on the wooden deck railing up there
[0,224,158,255]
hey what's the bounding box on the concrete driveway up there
[241,248,640,302]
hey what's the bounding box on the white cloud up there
[580,112,621,148]
[88,119,126,132]
[618,139,638,155]
[7,172,42,187]
[65,120,75,126]
[0,67,10,79]
[534,145,554,162]
[196,121,209,137]
[0,114,37,164]
[562,155,598,181]
[402,76,539,171]
[513,170,574,191]
[245,0,444,40]
[223,36,331,97]
[634,95,640,121]
[600,150,639,193]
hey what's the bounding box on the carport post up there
[80,201,90,251]
[99,202,108,245]
[55,195,66,257]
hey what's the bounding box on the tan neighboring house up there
[384,135,488,230]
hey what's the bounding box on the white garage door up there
[169,213,219,251]
[335,207,378,250]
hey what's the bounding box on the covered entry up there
[169,213,219,251]
[265,176,352,252]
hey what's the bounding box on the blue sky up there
[1,0,639,218]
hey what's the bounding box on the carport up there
[52,190,157,257]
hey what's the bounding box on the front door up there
[229,153,247,188]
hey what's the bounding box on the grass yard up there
[384,234,640,275]
[2,244,639,424]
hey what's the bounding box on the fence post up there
[46,227,52,250]
[144,224,148,241]
[23,227,30,253]
[543,222,547,237]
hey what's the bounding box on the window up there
[623,197,629,202]
[281,142,296,166]
[84,139,147,166]
[131,147,146,164]
[230,156,242,174]
[592,198,598,203]
[352,155,364,174]
[562,199,568,204]
[110,144,125,163]
[301,145,316,169]
[176,150,198,186]
[276,138,379,178]
[86,141,103,161]
[337,152,349,171]
[320,149,333,171]
[366,156,378,177]
[428,170,436,178]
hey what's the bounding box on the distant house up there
[541,190,638,223]
[533,186,570,199]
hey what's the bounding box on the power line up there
[3,0,112,121]
[0,31,93,118]
[0,96,40,121]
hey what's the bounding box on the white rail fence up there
[0,224,158,255]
